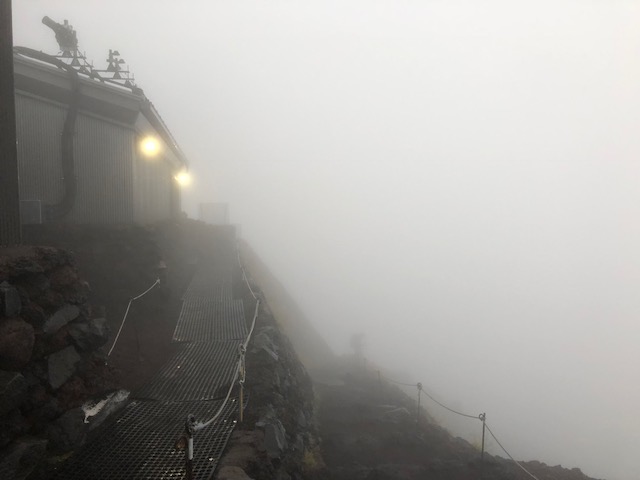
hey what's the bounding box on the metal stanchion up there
[479,412,486,479]
[239,379,244,422]
[416,382,423,426]
[238,345,246,422]
[185,414,196,480]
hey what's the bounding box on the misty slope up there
[239,246,604,480]
[312,360,603,480]
[237,240,335,371]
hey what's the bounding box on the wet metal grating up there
[182,280,232,302]
[134,342,241,402]
[173,299,246,342]
[53,398,239,480]
[54,256,249,479]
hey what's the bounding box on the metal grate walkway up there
[173,299,246,342]
[53,399,239,480]
[55,249,248,479]
[134,342,241,402]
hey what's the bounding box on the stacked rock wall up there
[0,246,113,479]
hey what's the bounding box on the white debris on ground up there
[82,390,130,424]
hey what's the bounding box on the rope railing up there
[106,278,160,360]
[180,245,260,479]
[380,372,481,420]
[484,422,540,480]
[177,242,543,480]
[378,370,541,478]
[237,248,258,301]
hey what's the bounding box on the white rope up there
[236,242,260,349]
[194,359,242,431]
[237,247,258,300]
[243,299,260,351]
[106,278,160,358]
[484,422,540,480]
[195,247,261,432]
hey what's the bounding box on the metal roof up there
[13,48,188,170]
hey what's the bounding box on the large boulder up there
[0,318,35,370]
[47,408,88,453]
[43,305,80,335]
[68,317,109,351]
[47,346,81,390]
[20,304,46,329]
[263,420,288,459]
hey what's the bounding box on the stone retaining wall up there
[0,246,114,479]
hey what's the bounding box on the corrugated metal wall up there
[69,113,135,224]
[16,92,178,225]
[15,95,65,204]
[133,149,174,224]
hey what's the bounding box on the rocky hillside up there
[0,245,115,479]
[238,250,606,480]
[0,221,606,480]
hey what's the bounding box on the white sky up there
[13,2,640,479]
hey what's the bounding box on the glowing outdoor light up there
[140,136,161,157]
[174,170,192,187]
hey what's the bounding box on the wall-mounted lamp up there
[174,170,192,187]
[140,136,161,157]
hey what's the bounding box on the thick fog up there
[13,2,639,479]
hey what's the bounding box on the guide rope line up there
[420,387,480,420]
[383,376,419,388]
[484,422,540,480]
[381,369,545,477]
[182,248,262,478]
[190,248,260,432]
[380,372,481,420]
[237,248,258,301]
[193,351,242,432]
[106,278,160,358]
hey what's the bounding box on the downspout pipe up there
[14,46,79,221]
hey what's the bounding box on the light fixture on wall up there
[174,170,191,187]
[140,136,161,157]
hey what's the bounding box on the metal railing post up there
[479,412,486,479]
[185,414,196,480]
[416,382,423,426]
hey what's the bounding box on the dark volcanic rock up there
[19,304,46,329]
[263,419,288,459]
[43,305,80,335]
[0,372,28,417]
[0,256,43,279]
[49,265,79,288]
[217,466,255,480]
[0,409,29,448]
[68,317,109,351]
[0,281,22,317]
[0,436,48,480]
[0,318,35,370]
[36,290,65,312]
[47,407,88,453]
[14,273,49,302]
[47,346,81,390]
